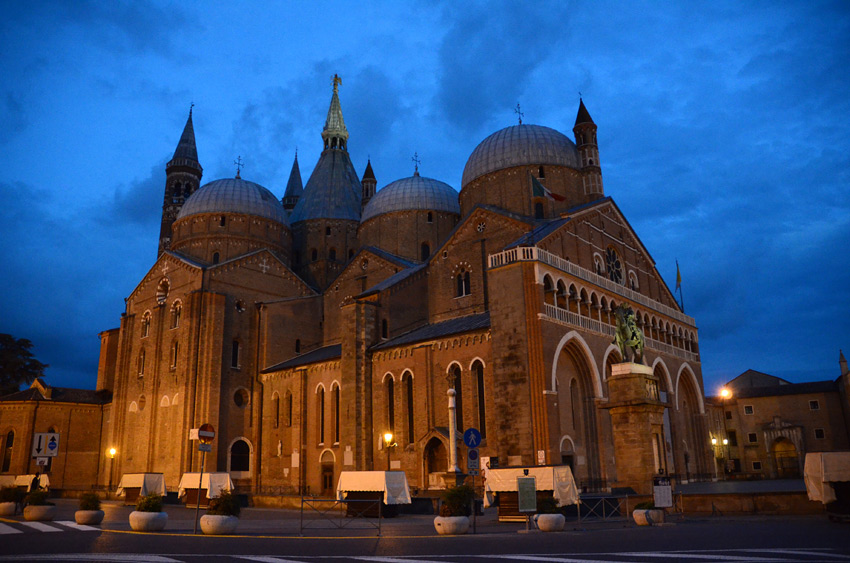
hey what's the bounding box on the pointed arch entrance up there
[771,438,800,478]
[424,436,447,490]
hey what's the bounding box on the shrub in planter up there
[129,493,167,531]
[632,500,664,526]
[534,496,565,532]
[23,490,56,522]
[200,491,240,535]
[0,486,20,516]
[75,492,104,525]
[434,485,473,535]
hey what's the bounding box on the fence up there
[299,497,383,536]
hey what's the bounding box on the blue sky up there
[1,1,848,396]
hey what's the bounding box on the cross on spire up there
[411,152,421,176]
[515,103,524,125]
[332,73,342,92]
[234,155,244,179]
[189,101,194,117]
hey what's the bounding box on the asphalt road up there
[1,500,848,562]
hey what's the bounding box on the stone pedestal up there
[603,362,665,495]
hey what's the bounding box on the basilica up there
[3,78,711,497]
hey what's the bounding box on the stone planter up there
[75,509,105,525]
[24,504,56,521]
[534,513,565,532]
[200,514,239,535]
[0,502,16,516]
[434,515,470,535]
[632,508,665,526]
[129,510,168,531]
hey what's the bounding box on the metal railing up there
[300,497,383,536]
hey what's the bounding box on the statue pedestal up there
[441,471,468,488]
[603,362,665,495]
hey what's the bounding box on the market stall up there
[116,473,166,505]
[14,474,50,492]
[177,472,234,508]
[804,452,850,520]
[336,470,411,517]
[483,465,579,522]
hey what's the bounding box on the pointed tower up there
[159,107,203,256]
[361,159,376,209]
[289,74,362,289]
[282,152,303,216]
[573,99,603,202]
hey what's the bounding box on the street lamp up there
[383,432,396,471]
[719,386,733,474]
[107,447,117,492]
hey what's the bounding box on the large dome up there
[461,124,580,187]
[177,177,288,225]
[361,174,459,223]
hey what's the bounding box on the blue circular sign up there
[468,448,479,461]
[463,428,482,448]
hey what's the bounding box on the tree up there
[0,334,48,395]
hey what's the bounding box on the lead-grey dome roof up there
[177,177,288,225]
[290,150,362,223]
[362,174,459,223]
[461,124,580,187]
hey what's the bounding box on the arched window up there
[427,212,433,223]
[325,227,331,236]
[534,202,544,219]
[285,391,293,427]
[170,340,179,369]
[605,247,623,284]
[311,248,318,262]
[171,301,181,329]
[295,339,301,353]
[212,252,220,264]
[538,166,545,178]
[273,393,280,428]
[451,365,463,430]
[403,372,414,445]
[421,242,430,261]
[231,340,240,369]
[329,248,336,261]
[1,431,13,472]
[219,216,226,227]
[156,278,169,305]
[137,349,146,377]
[381,319,388,339]
[317,387,325,444]
[386,377,395,434]
[473,361,486,438]
[333,384,340,443]
[229,440,249,472]
[456,271,471,297]
[141,312,151,338]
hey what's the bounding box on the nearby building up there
[2,78,714,496]
[706,354,850,480]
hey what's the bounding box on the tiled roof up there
[290,150,362,222]
[0,386,111,405]
[263,344,342,372]
[360,263,426,296]
[372,312,490,351]
[733,380,837,399]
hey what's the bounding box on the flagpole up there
[676,259,685,313]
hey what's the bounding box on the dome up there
[177,177,288,225]
[361,174,459,223]
[461,124,580,187]
[289,150,362,223]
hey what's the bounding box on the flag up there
[531,174,566,202]
[675,260,682,292]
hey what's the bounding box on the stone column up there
[603,362,665,495]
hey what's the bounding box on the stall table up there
[336,471,411,518]
[483,465,579,522]
[804,452,850,520]
[116,473,166,505]
[178,472,234,508]
[15,474,50,492]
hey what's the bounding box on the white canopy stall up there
[483,465,579,521]
[336,471,411,517]
[14,474,50,492]
[804,452,850,505]
[116,473,166,504]
[178,472,234,508]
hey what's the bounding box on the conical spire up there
[168,106,202,173]
[282,152,303,213]
[361,158,376,207]
[321,74,350,151]
[574,98,594,126]
[362,158,375,182]
[840,350,848,376]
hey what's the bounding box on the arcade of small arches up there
[541,273,698,355]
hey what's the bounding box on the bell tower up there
[159,106,203,256]
[573,99,604,202]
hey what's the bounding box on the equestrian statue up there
[612,303,645,364]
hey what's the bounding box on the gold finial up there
[332,73,342,92]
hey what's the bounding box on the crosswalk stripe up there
[490,556,643,563]
[235,558,315,562]
[353,558,455,563]
[740,549,850,559]
[19,521,61,532]
[618,553,779,561]
[55,520,99,531]
[0,522,23,534]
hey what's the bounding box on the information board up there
[652,476,673,508]
[517,476,537,513]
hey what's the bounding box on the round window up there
[606,248,623,284]
[234,389,249,408]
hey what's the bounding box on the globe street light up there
[719,387,733,474]
[107,447,117,492]
[383,432,396,471]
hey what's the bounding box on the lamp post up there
[719,387,732,475]
[383,432,396,471]
[107,448,117,492]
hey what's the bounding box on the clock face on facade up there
[606,247,622,284]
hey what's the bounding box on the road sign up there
[468,447,479,470]
[36,457,48,466]
[463,428,482,448]
[198,423,215,445]
[32,433,59,458]
[198,443,212,452]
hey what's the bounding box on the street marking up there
[19,522,61,532]
[235,558,313,562]
[740,549,850,559]
[490,556,645,563]
[618,553,779,561]
[353,558,457,563]
[55,520,99,531]
[0,523,22,534]
[0,556,185,561]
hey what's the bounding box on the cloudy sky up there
[1,1,847,396]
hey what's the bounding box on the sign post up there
[463,428,482,534]
[193,423,215,534]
